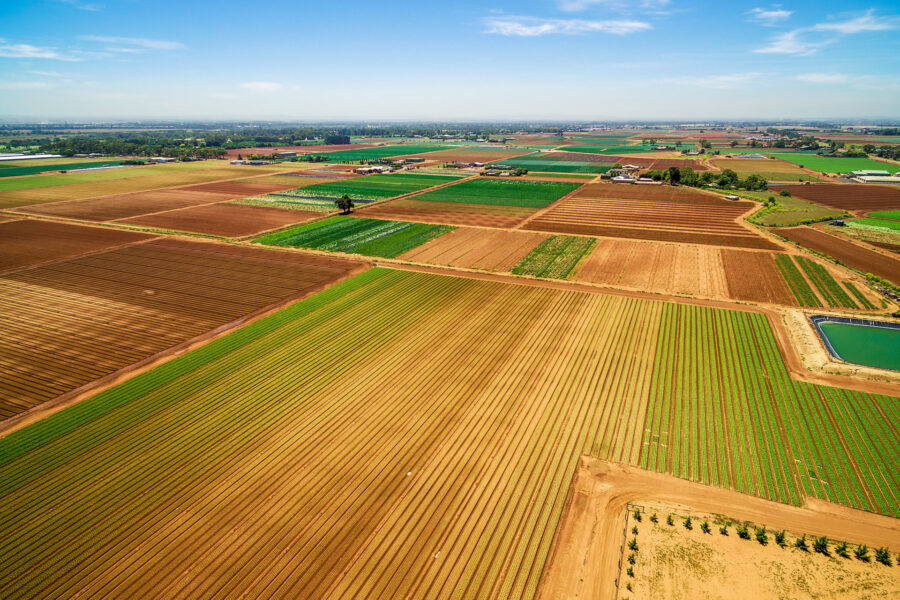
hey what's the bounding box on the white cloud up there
[558,0,670,11]
[484,17,651,36]
[754,10,898,55]
[666,72,761,89]
[240,81,283,92]
[795,73,848,83]
[814,12,897,34]
[749,8,792,25]
[0,81,53,90]
[56,0,102,11]
[28,70,64,77]
[80,36,185,50]
[0,43,81,61]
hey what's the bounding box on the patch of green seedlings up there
[875,547,893,566]
[683,516,693,530]
[666,514,674,526]
[835,541,850,558]
[796,534,809,552]
[628,537,639,552]
[632,526,639,535]
[701,521,711,534]
[774,530,787,548]
[650,513,658,524]
[813,536,830,555]
[627,552,636,565]
[719,525,729,536]
[736,524,751,540]
[633,508,642,522]
[855,545,870,562]
[756,526,769,546]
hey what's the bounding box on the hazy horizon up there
[2,0,899,121]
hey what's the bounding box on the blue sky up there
[0,0,898,120]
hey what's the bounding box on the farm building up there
[274,151,297,158]
[854,175,900,184]
[148,157,176,163]
[354,165,392,174]
[612,175,636,183]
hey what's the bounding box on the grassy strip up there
[512,235,595,279]
[414,178,580,208]
[851,218,900,232]
[255,216,453,258]
[867,210,900,220]
[843,281,876,310]
[0,267,384,467]
[774,254,821,307]
[0,160,126,177]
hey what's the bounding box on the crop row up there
[774,254,821,307]
[512,235,595,279]
[256,216,453,258]
[843,281,876,310]
[640,302,899,516]
[414,178,581,208]
[796,256,858,309]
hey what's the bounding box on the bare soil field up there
[524,194,779,249]
[0,165,287,208]
[178,180,298,196]
[0,219,156,273]
[20,188,226,221]
[592,156,710,171]
[359,197,537,228]
[573,183,727,202]
[627,506,898,600]
[573,238,729,299]
[224,144,375,159]
[399,227,548,270]
[398,147,532,163]
[721,249,798,305]
[119,202,320,237]
[779,226,900,284]
[0,238,364,418]
[538,458,900,600]
[770,184,900,213]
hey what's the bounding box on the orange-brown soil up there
[118,202,319,237]
[399,227,548,271]
[359,197,537,228]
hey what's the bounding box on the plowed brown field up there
[399,228,548,270]
[178,180,298,196]
[20,188,225,221]
[359,198,537,228]
[523,193,778,249]
[722,249,797,304]
[778,226,900,284]
[573,238,729,299]
[119,202,319,237]
[0,238,364,418]
[770,183,900,213]
[0,219,156,272]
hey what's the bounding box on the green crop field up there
[852,218,900,232]
[774,254,821,307]
[796,256,859,309]
[771,154,900,174]
[414,178,581,208]
[868,210,900,220]
[557,145,661,155]
[512,235,595,278]
[236,195,337,212]
[0,159,128,177]
[640,302,898,514]
[0,268,896,599]
[305,145,452,161]
[492,153,612,174]
[843,281,877,310]
[256,215,452,257]
[284,172,462,201]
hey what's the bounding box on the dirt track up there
[538,458,900,600]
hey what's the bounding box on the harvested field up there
[512,235,595,278]
[524,192,778,249]
[359,197,537,228]
[722,249,797,304]
[118,202,320,237]
[224,144,375,159]
[0,238,364,418]
[770,183,900,213]
[398,228,547,270]
[0,219,155,273]
[0,165,287,209]
[19,188,225,222]
[778,226,900,284]
[0,269,896,599]
[573,238,729,299]
[178,180,298,196]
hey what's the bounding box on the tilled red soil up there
[778,226,900,284]
[20,189,224,221]
[178,181,298,196]
[119,203,319,237]
[721,249,797,304]
[770,184,900,213]
[0,219,155,272]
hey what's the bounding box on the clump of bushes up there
[701,521,711,534]
[855,545,870,562]
[875,547,893,566]
[813,536,830,555]
[633,508,642,522]
[683,517,693,530]
[736,524,751,540]
[774,530,786,548]
[756,527,769,546]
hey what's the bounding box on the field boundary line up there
[512,182,587,230]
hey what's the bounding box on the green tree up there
[667,166,681,185]
[335,194,355,215]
